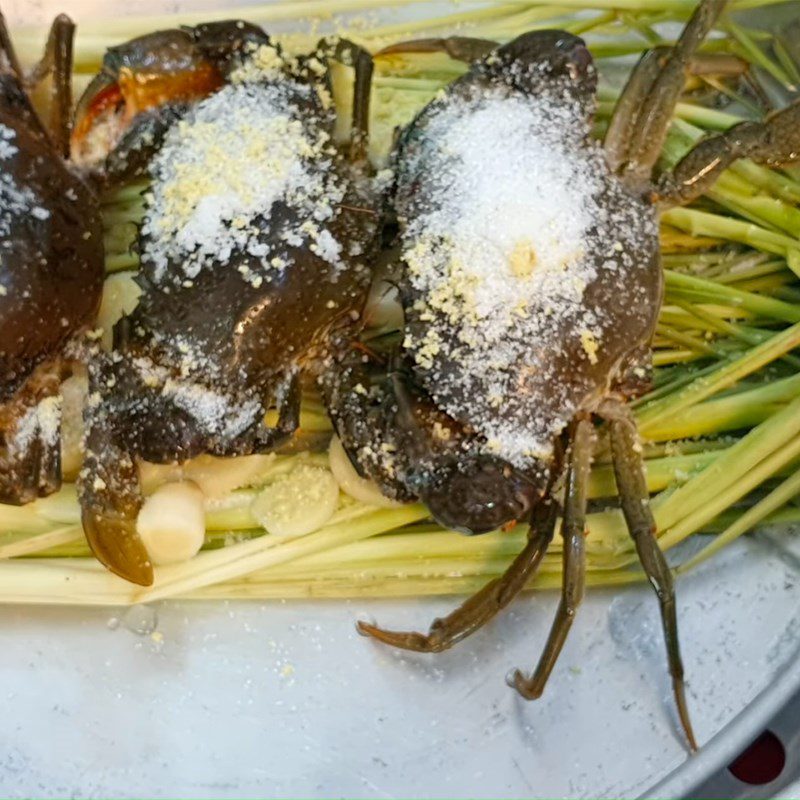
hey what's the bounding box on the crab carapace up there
[73,24,383,587]
[322,0,800,750]
[0,11,104,506]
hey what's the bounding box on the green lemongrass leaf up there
[663,270,800,322]
[678,465,800,573]
[0,527,83,559]
[652,397,800,534]
[637,321,800,433]
[726,20,794,88]
[662,207,800,257]
[658,430,800,551]
[182,568,646,600]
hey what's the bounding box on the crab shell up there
[324,31,662,534]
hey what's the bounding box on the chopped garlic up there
[250,465,339,537]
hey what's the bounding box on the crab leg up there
[605,404,698,751]
[26,14,74,158]
[254,372,302,452]
[376,36,497,63]
[604,48,749,172]
[604,46,671,173]
[80,426,151,586]
[357,497,558,653]
[79,361,152,586]
[0,366,63,505]
[618,0,727,184]
[317,38,374,162]
[510,417,593,700]
[0,10,22,77]
[655,100,800,207]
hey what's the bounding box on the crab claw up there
[79,391,152,586]
[70,22,271,181]
[420,458,544,535]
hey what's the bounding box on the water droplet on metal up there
[107,616,120,630]
[505,668,521,688]
[122,604,158,636]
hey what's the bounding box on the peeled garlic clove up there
[251,465,339,537]
[328,435,402,508]
[136,481,206,566]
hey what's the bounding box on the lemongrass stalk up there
[663,271,800,323]
[726,21,794,87]
[103,181,149,206]
[678,466,800,574]
[595,99,741,131]
[250,550,632,583]
[0,505,430,605]
[140,504,430,602]
[633,360,723,407]
[651,397,800,532]
[773,37,800,86]
[596,451,722,497]
[653,349,700,366]
[0,503,62,536]
[358,2,523,39]
[659,225,723,252]
[714,260,790,285]
[183,567,646,600]
[0,527,83,559]
[672,301,800,368]
[709,189,800,239]
[735,273,800,295]
[658,431,800,552]
[102,203,147,225]
[106,252,140,273]
[731,160,800,205]
[655,324,720,355]
[637,321,800,433]
[662,207,800,258]
[644,400,781,440]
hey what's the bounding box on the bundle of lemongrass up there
[3,0,800,604]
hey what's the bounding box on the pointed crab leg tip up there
[356,620,402,646]
[355,620,376,637]
[510,671,544,701]
[673,677,699,752]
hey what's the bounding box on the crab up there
[71,23,383,586]
[0,11,104,506]
[322,0,800,749]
